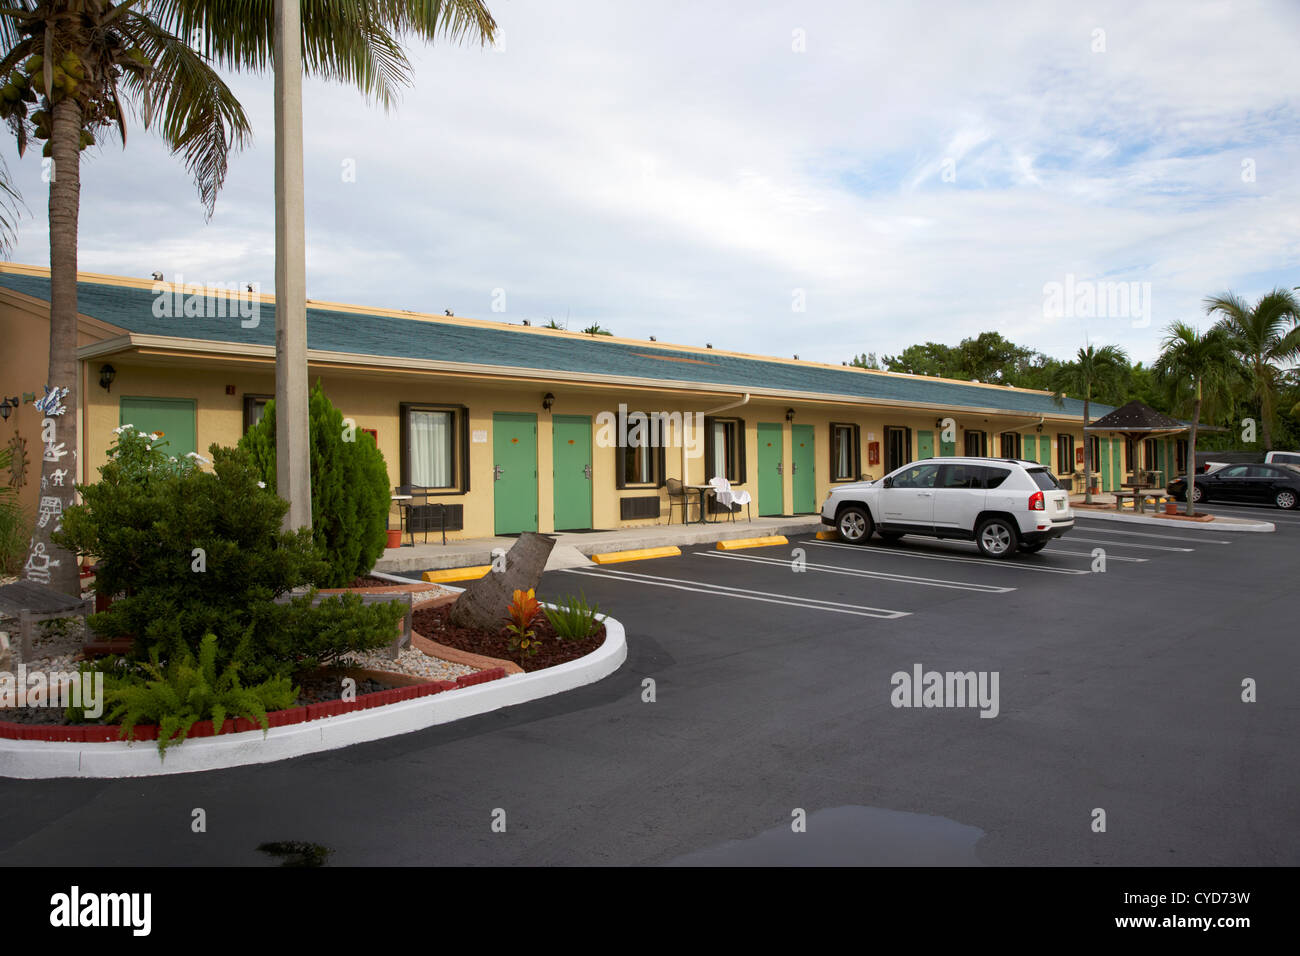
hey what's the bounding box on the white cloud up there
[4,0,1299,368]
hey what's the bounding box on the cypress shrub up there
[240,382,391,587]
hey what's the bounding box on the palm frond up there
[117,10,252,217]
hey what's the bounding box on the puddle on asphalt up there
[666,805,984,866]
[257,841,334,867]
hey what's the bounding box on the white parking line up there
[1041,548,1148,562]
[698,550,1016,593]
[1070,525,1230,544]
[560,567,911,618]
[1066,536,1194,552]
[807,539,1089,574]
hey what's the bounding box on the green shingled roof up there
[1,272,1109,419]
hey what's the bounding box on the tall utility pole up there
[274,0,311,530]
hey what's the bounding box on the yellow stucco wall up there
[68,358,1099,540]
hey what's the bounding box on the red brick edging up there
[0,668,508,744]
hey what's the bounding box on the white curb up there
[0,616,626,779]
[1074,510,1274,533]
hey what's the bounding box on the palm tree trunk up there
[26,96,83,596]
[1187,396,1201,518]
[1082,398,1092,504]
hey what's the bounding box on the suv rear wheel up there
[975,517,1018,558]
[836,505,874,544]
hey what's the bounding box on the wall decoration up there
[6,433,27,489]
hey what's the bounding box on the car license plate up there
[1055,500,1065,511]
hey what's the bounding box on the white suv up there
[820,457,1074,558]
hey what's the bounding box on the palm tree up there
[1152,323,1237,517]
[1,1,495,594]
[1050,343,1129,504]
[1204,288,1300,451]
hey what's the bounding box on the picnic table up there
[1116,480,1165,514]
[0,580,94,661]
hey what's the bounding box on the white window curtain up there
[836,427,851,477]
[410,410,452,487]
[711,421,728,479]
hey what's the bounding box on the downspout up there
[685,392,750,484]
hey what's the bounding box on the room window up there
[243,393,272,433]
[1143,438,1159,471]
[400,403,469,493]
[616,439,666,488]
[704,416,746,483]
[1089,435,1102,472]
[963,430,987,456]
[830,423,860,481]
[1056,434,1074,474]
[999,432,1021,458]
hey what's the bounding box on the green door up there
[939,429,956,456]
[552,415,592,530]
[1110,438,1123,491]
[917,429,934,460]
[791,424,816,513]
[757,422,784,516]
[493,412,538,534]
[119,397,197,457]
[1040,435,1052,468]
[1022,433,1038,463]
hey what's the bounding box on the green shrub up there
[102,634,297,756]
[53,427,403,682]
[542,592,604,640]
[239,382,390,587]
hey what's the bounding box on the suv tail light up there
[1028,491,1045,511]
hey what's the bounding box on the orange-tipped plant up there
[505,588,543,659]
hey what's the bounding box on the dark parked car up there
[1167,463,1300,510]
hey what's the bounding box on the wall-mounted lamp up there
[785,408,795,423]
[0,396,17,422]
[934,418,944,428]
[98,364,116,392]
[542,392,555,412]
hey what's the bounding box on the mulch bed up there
[341,575,401,588]
[411,603,605,674]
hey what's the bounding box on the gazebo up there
[1085,400,1190,489]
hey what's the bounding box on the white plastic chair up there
[708,476,752,522]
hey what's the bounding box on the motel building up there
[0,264,1192,541]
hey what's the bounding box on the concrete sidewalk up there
[374,515,826,573]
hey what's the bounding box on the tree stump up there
[447,532,556,631]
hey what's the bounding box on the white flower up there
[112,424,135,434]
[150,432,163,441]
[257,481,267,489]
[186,452,212,465]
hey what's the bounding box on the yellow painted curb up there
[815,530,839,540]
[591,546,681,565]
[422,565,492,583]
[716,535,788,550]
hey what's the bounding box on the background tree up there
[1049,344,1129,503]
[1152,322,1237,516]
[1204,288,1300,451]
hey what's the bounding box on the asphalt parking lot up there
[0,514,1295,866]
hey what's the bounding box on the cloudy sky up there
[4,0,1299,368]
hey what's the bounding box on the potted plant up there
[386,528,403,549]
[1165,501,1177,515]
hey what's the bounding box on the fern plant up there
[542,593,604,641]
[103,634,297,756]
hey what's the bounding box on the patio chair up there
[709,476,752,522]
[665,477,691,524]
